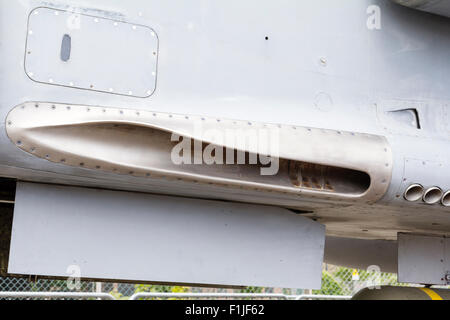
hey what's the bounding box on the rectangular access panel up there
[8,182,325,289]
[398,233,450,285]
[25,7,158,97]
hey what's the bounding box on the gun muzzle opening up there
[441,191,450,207]
[423,187,443,205]
[404,184,424,202]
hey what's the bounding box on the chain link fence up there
[0,264,421,300]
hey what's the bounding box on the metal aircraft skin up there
[1,0,450,292]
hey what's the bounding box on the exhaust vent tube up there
[404,184,424,202]
[442,191,450,207]
[423,187,443,205]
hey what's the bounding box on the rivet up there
[128,91,133,95]
[153,113,157,116]
[66,106,71,110]
[120,110,124,114]
[132,25,137,30]
[109,88,114,92]
[28,30,33,35]
[49,78,54,83]
[136,112,140,116]
[69,82,74,86]
[16,140,22,145]
[87,108,90,112]
[7,121,12,125]
[153,51,157,56]
[113,22,118,26]
[45,154,50,159]
[151,71,156,76]
[51,105,56,110]
[102,109,106,113]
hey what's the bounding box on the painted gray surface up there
[324,237,398,273]
[398,233,450,285]
[0,0,450,282]
[0,0,448,242]
[8,182,325,288]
